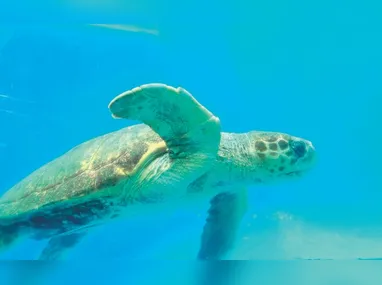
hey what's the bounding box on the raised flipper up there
[108,83,221,188]
[38,232,86,260]
[197,188,248,260]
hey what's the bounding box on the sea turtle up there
[0,83,316,260]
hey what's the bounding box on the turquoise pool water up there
[0,0,381,284]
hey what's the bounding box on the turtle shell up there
[0,124,163,220]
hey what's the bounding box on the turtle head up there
[247,131,316,183]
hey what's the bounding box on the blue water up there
[0,0,382,284]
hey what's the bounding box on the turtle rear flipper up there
[109,83,221,188]
[0,224,21,253]
[38,232,86,260]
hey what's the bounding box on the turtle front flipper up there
[38,232,86,260]
[197,187,248,260]
[108,83,221,188]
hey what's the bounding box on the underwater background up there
[0,0,382,284]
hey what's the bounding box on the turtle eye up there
[290,140,306,158]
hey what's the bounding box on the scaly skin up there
[184,130,316,198]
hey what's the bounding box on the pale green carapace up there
[0,83,316,260]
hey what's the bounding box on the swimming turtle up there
[0,83,316,260]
